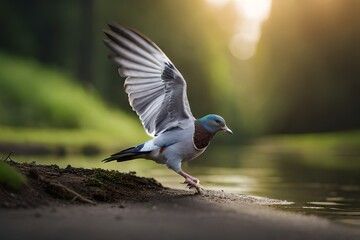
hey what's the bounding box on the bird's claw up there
[183,178,200,184]
[184,178,204,194]
[178,171,203,194]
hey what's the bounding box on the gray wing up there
[103,23,195,137]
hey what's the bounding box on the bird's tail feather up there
[102,144,151,163]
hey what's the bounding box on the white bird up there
[102,23,232,193]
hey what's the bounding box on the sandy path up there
[1,190,359,240]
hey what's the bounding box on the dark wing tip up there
[103,38,112,48]
[109,23,161,51]
[103,29,113,38]
[102,157,115,163]
[108,22,121,30]
[108,23,129,37]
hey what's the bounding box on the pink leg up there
[179,171,200,184]
[178,170,204,193]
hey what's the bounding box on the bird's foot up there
[184,178,204,194]
[178,170,204,194]
[183,177,200,184]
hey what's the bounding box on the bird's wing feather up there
[104,23,195,137]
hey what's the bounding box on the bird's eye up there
[215,120,221,124]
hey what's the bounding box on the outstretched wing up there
[103,23,195,137]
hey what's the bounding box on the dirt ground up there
[1,160,166,208]
[0,160,292,208]
[1,161,359,240]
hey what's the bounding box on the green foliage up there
[0,161,27,190]
[0,53,147,149]
[0,0,235,123]
[1,0,359,139]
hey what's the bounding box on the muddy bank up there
[0,161,289,208]
[1,161,359,240]
[1,161,165,208]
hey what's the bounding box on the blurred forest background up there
[0,0,359,153]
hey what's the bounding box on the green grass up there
[0,161,27,190]
[0,53,147,150]
[0,126,144,152]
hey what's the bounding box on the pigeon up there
[102,23,233,193]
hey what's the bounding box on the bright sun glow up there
[235,0,272,20]
[206,0,272,60]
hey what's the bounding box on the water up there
[16,146,360,228]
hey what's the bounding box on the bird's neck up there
[193,120,215,150]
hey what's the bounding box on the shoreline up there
[1,161,359,239]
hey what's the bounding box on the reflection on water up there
[16,146,360,228]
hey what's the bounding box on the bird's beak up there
[222,126,233,134]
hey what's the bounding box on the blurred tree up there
[78,0,95,85]
[252,0,360,134]
[1,0,359,138]
[0,0,85,79]
[0,0,233,115]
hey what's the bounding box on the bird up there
[102,23,233,193]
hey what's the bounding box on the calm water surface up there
[17,146,360,228]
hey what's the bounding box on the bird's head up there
[199,114,233,135]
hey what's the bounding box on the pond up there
[16,145,360,228]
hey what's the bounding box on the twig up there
[29,168,96,205]
[1,152,13,161]
[47,181,96,205]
